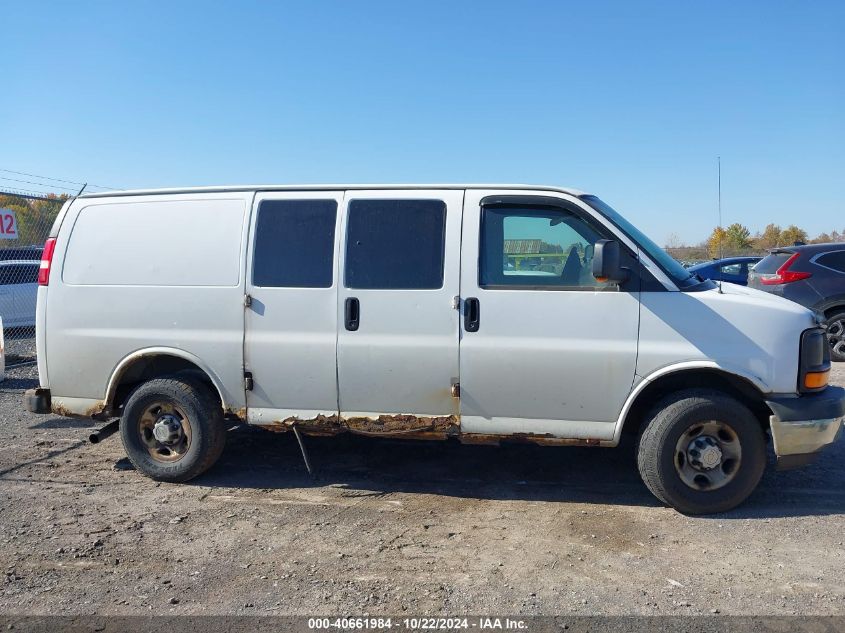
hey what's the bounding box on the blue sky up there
[2,1,843,245]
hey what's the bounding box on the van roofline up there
[77,184,590,199]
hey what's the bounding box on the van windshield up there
[580,195,706,289]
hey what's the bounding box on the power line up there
[0,175,78,193]
[0,168,115,191]
[0,168,118,191]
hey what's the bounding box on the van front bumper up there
[24,388,51,414]
[766,386,845,470]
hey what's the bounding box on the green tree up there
[779,225,808,246]
[724,223,752,251]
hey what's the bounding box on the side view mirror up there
[592,239,628,284]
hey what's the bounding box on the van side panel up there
[63,201,243,286]
[44,193,251,411]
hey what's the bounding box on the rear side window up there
[253,199,337,288]
[0,264,38,285]
[754,252,792,274]
[815,250,845,273]
[344,199,446,289]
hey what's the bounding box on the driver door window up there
[480,207,611,289]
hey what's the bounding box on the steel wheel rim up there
[137,401,193,463]
[828,318,845,356]
[674,420,742,491]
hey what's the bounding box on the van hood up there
[696,281,817,322]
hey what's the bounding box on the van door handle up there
[464,297,480,332]
[345,297,360,331]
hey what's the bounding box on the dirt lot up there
[1,355,844,617]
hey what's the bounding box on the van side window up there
[253,199,337,288]
[345,199,446,289]
[480,206,611,289]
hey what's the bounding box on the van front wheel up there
[120,378,226,482]
[636,389,766,515]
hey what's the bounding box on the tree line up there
[666,223,845,261]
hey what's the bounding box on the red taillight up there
[759,252,811,285]
[38,238,57,285]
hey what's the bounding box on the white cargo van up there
[25,185,844,514]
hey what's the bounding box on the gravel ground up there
[2,328,36,366]
[0,350,843,616]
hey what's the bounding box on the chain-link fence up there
[0,192,66,365]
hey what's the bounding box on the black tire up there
[825,309,845,362]
[120,377,226,482]
[636,389,766,515]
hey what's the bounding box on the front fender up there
[611,361,771,444]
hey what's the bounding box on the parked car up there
[25,185,844,515]
[0,259,38,328]
[748,243,845,362]
[687,256,762,286]
[0,246,43,261]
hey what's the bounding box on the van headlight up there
[799,328,830,393]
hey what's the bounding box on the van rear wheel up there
[636,389,766,515]
[120,378,226,482]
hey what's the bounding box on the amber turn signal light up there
[804,370,829,390]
